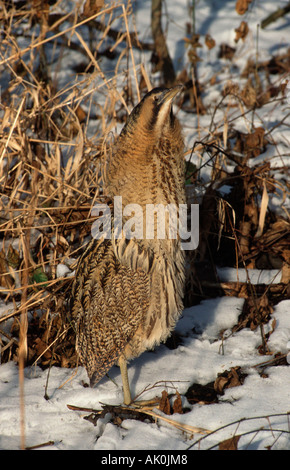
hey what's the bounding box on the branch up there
[261,2,290,29]
[151,0,176,86]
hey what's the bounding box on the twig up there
[261,2,290,29]
[188,412,290,449]
[67,402,210,436]
[67,404,101,413]
[122,4,140,101]
[132,379,189,402]
[32,327,69,368]
[25,440,55,450]
[151,0,176,86]
[0,97,25,165]
[0,5,120,66]
[139,408,210,436]
[18,230,29,450]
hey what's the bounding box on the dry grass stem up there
[0,0,289,450]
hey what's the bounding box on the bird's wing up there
[112,236,156,273]
[71,237,150,385]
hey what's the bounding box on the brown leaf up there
[159,390,171,415]
[188,49,202,64]
[219,43,236,60]
[235,0,252,15]
[240,80,256,108]
[61,356,70,368]
[214,367,247,394]
[184,34,202,48]
[32,0,50,22]
[219,435,240,450]
[7,244,20,269]
[214,375,229,394]
[240,295,273,332]
[82,0,104,17]
[227,367,242,388]
[246,127,265,154]
[205,34,216,50]
[281,249,290,284]
[235,21,249,42]
[0,249,15,289]
[271,318,277,334]
[173,392,183,414]
[75,105,87,123]
[223,81,240,96]
[34,338,51,360]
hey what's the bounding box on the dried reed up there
[0,0,289,450]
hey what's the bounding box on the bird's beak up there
[157,85,183,106]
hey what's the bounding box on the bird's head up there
[119,85,183,142]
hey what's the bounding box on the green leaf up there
[185,161,197,185]
[32,268,48,287]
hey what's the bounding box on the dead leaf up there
[214,367,247,394]
[235,21,249,42]
[33,338,51,361]
[205,34,216,50]
[240,80,256,107]
[219,43,236,60]
[271,318,277,334]
[223,81,240,96]
[229,367,243,387]
[242,52,290,79]
[184,34,202,48]
[173,392,183,414]
[82,0,104,17]
[0,249,15,289]
[281,250,290,284]
[159,390,171,415]
[236,295,273,333]
[214,375,229,394]
[235,0,252,15]
[75,105,87,123]
[188,49,202,64]
[7,245,20,269]
[219,435,240,450]
[246,127,265,155]
[32,0,50,22]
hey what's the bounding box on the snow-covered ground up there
[0,295,289,450]
[0,0,289,451]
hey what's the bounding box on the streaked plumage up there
[71,86,186,404]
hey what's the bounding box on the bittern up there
[71,86,186,405]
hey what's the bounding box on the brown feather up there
[71,86,186,387]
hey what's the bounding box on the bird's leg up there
[118,355,160,409]
[117,355,166,411]
[118,355,132,405]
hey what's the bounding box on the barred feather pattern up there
[71,87,186,387]
[71,237,151,385]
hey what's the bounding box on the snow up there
[217,267,283,284]
[1,0,290,451]
[1,295,289,450]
